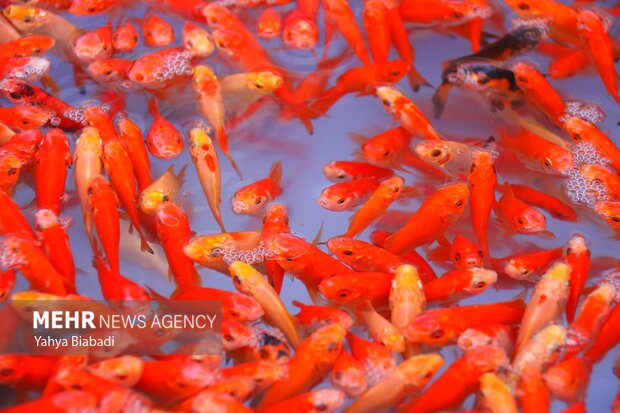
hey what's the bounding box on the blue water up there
[1,0,619,411]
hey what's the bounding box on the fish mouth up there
[232,200,247,215]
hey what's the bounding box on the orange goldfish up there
[229,261,300,348]
[93,250,150,301]
[548,48,591,79]
[282,9,318,49]
[73,127,102,239]
[519,364,550,413]
[468,149,497,256]
[69,0,119,14]
[182,22,214,58]
[563,116,620,173]
[423,267,497,304]
[449,233,485,269]
[566,234,590,323]
[189,126,225,232]
[479,372,519,413]
[260,204,288,293]
[327,237,405,274]
[414,139,472,178]
[345,354,444,413]
[509,183,579,222]
[142,11,174,47]
[399,0,483,26]
[0,153,21,194]
[319,272,392,310]
[331,351,368,397]
[376,86,444,140]
[175,287,264,322]
[397,345,508,413]
[385,182,469,254]
[0,190,36,241]
[390,264,425,333]
[88,175,120,274]
[183,231,262,274]
[139,164,186,215]
[34,209,75,293]
[257,7,281,39]
[293,300,354,334]
[497,246,564,280]
[323,160,394,182]
[318,178,381,211]
[117,116,151,192]
[347,333,396,386]
[87,58,132,87]
[35,128,71,215]
[112,20,139,53]
[1,128,42,166]
[156,202,200,293]
[583,297,620,363]
[322,0,371,65]
[344,176,404,238]
[127,47,193,90]
[146,98,184,159]
[514,324,567,374]
[513,61,565,124]
[581,164,620,200]
[71,19,113,63]
[403,299,526,346]
[515,262,570,355]
[0,105,50,130]
[262,388,345,413]
[594,200,620,232]
[257,323,346,408]
[232,160,282,215]
[495,182,551,237]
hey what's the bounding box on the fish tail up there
[225,150,243,180]
[431,83,451,118]
[213,208,226,233]
[408,66,430,92]
[269,160,283,187]
[309,86,345,117]
[265,259,285,294]
[147,97,159,117]
[135,224,154,254]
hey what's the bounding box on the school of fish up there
[0,0,619,411]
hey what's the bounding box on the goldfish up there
[155,202,200,293]
[1,236,69,295]
[293,300,354,334]
[512,61,565,125]
[514,324,567,374]
[229,325,291,364]
[356,301,405,352]
[257,323,346,408]
[188,126,225,231]
[229,261,300,348]
[390,263,425,333]
[139,165,186,215]
[183,231,262,273]
[0,153,21,194]
[112,20,139,53]
[192,65,242,178]
[319,272,392,310]
[257,7,281,39]
[331,351,368,397]
[93,250,150,301]
[282,9,318,49]
[71,19,113,63]
[467,149,497,256]
[0,105,50,130]
[142,11,174,47]
[344,176,404,238]
[323,160,394,182]
[543,357,592,402]
[576,10,620,105]
[457,324,517,355]
[449,233,485,269]
[0,190,37,241]
[175,287,264,322]
[73,127,102,239]
[594,200,620,232]
[86,58,133,86]
[498,246,564,280]
[581,164,620,200]
[403,299,526,346]
[322,0,371,65]
[182,22,214,58]
[261,388,345,413]
[564,274,619,358]
[515,262,570,355]
[519,364,550,413]
[582,288,620,363]
[232,160,282,215]
[1,56,52,85]
[35,129,71,215]
[563,116,620,173]
[102,139,153,253]
[309,60,409,116]
[376,86,444,140]
[385,183,469,254]
[423,267,497,303]
[220,70,283,118]
[479,372,519,413]
[566,235,591,323]
[88,175,120,274]
[347,332,396,386]
[548,48,591,79]
[318,178,381,211]
[415,139,472,178]
[508,183,579,222]
[117,116,151,192]
[34,209,75,292]
[84,106,117,144]
[327,237,405,274]
[0,34,55,61]
[495,182,551,237]
[358,127,411,167]
[0,128,42,166]
[69,0,119,15]
[179,391,254,412]
[128,47,193,90]
[397,345,508,413]
[344,354,444,413]
[146,98,184,159]
[399,0,482,26]
[221,319,254,351]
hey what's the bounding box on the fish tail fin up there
[136,225,154,254]
[216,126,243,179]
[265,259,285,294]
[269,160,283,187]
[431,83,451,118]
[408,66,430,92]
[147,97,159,118]
[214,211,226,233]
[309,86,345,117]
[225,150,243,180]
[176,163,189,187]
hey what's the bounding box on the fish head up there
[376,86,403,114]
[322,161,353,182]
[458,328,492,352]
[188,126,216,159]
[87,59,131,84]
[512,61,544,91]
[451,234,484,268]
[307,324,347,366]
[308,389,346,412]
[141,189,170,216]
[246,71,283,95]
[403,312,450,345]
[146,127,184,159]
[0,79,36,104]
[515,207,547,233]
[72,30,113,63]
[182,23,214,59]
[12,105,50,129]
[202,4,232,27]
[112,22,139,53]
[540,145,573,175]
[0,154,23,182]
[228,261,264,294]
[262,204,289,230]
[282,15,318,49]
[415,141,451,167]
[318,186,356,211]
[192,64,218,94]
[34,208,59,231]
[69,0,110,15]
[436,183,469,223]
[504,257,534,280]
[3,5,48,32]
[222,319,253,351]
[155,202,187,231]
[0,355,25,384]
[257,9,282,39]
[232,187,268,216]
[362,136,397,166]
[143,13,174,47]
[465,268,497,294]
[399,353,445,386]
[249,327,291,364]
[211,27,244,57]
[318,275,363,305]
[594,201,620,229]
[264,234,310,271]
[504,0,549,18]
[332,354,367,397]
[13,35,55,56]
[378,60,409,84]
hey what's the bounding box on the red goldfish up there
[146,98,184,159]
[331,351,368,397]
[318,178,381,211]
[565,234,590,323]
[34,209,75,293]
[142,11,174,47]
[323,160,394,182]
[35,128,71,215]
[257,7,281,39]
[495,182,551,237]
[232,160,282,215]
[112,20,139,53]
[88,175,120,274]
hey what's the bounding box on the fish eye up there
[233,275,241,284]
[392,186,400,193]
[475,281,486,289]
[103,69,113,76]
[327,342,337,351]
[342,250,353,256]
[479,77,489,85]
[518,75,528,83]
[254,82,264,89]
[383,149,391,157]
[32,47,41,54]
[381,99,391,107]
[71,384,83,390]
[611,217,620,223]
[255,197,263,205]
[543,158,552,167]
[259,349,270,359]
[24,16,33,23]
[21,119,29,125]
[285,256,294,261]
[162,195,169,202]
[454,252,461,262]
[102,45,108,52]
[452,11,464,19]
[336,173,346,179]
[571,133,582,141]
[113,34,119,42]
[518,217,525,225]
[9,91,22,99]
[389,70,400,76]
[521,269,530,275]
[518,2,530,10]
[336,198,346,205]
[337,289,351,298]
[454,200,463,207]
[87,6,96,12]
[223,334,234,342]
[133,35,139,43]
[430,149,442,157]
[430,329,444,339]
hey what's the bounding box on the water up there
[1,0,619,411]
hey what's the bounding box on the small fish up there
[257,7,282,39]
[479,372,519,413]
[331,351,368,397]
[142,11,174,47]
[88,175,120,274]
[513,324,567,375]
[139,164,186,215]
[182,22,214,58]
[494,182,551,237]
[594,200,620,232]
[69,0,119,15]
[508,183,579,222]
[583,292,620,363]
[0,105,50,130]
[497,246,564,281]
[318,272,393,310]
[0,190,37,242]
[112,20,139,53]
[220,70,283,118]
[563,116,620,173]
[0,153,21,194]
[543,357,592,402]
[232,160,282,215]
[146,98,184,159]
[71,19,113,63]
[390,264,426,334]
[580,164,620,200]
[93,249,150,301]
[328,237,405,274]
[519,364,550,413]
[415,140,472,178]
[261,204,289,293]
[322,0,371,65]
[347,333,396,386]
[292,300,354,334]
[282,9,318,49]
[87,58,133,86]
[512,61,565,125]
[565,235,591,323]
[264,388,345,413]
[118,116,151,193]
[34,209,75,293]
[423,267,497,304]
[35,128,71,215]
[323,160,394,182]
[318,178,381,211]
